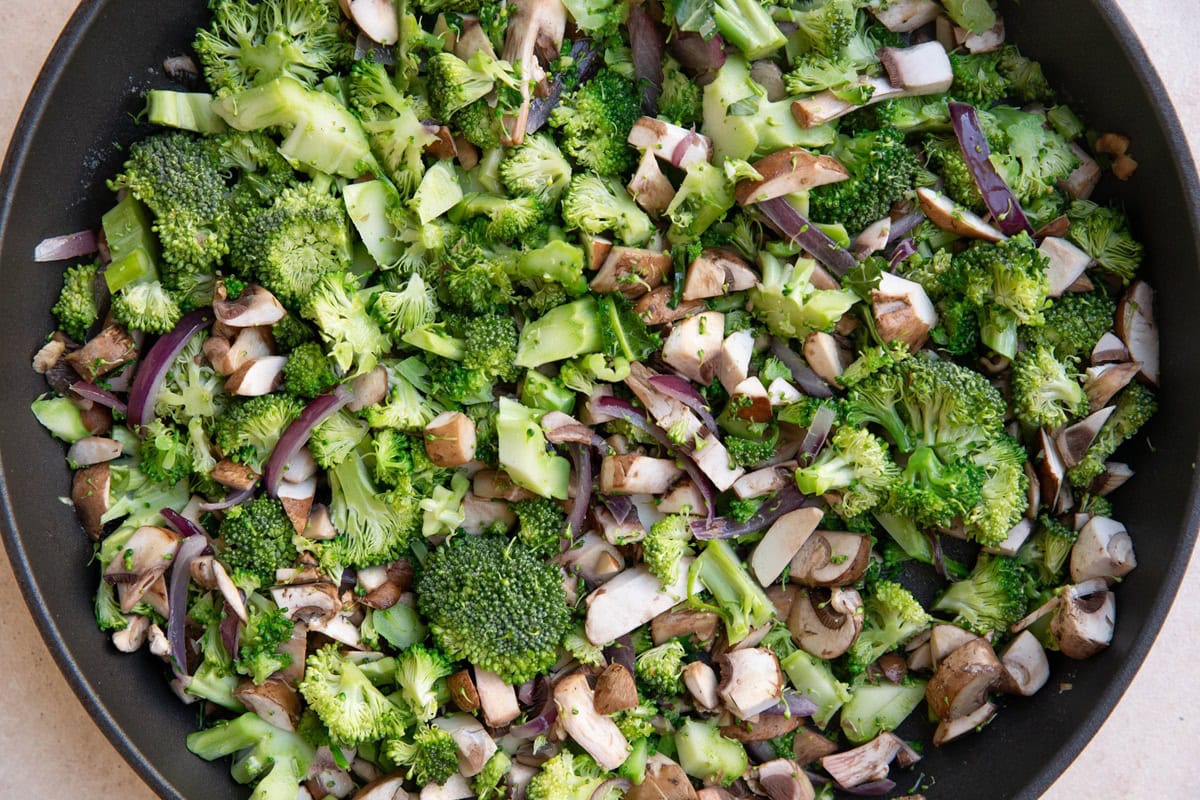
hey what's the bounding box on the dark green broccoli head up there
[886,446,984,530]
[1021,289,1116,361]
[387,724,460,786]
[660,57,702,127]
[925,134,985,213]
[808,126,920,233]
[948,231,1051,358]
[949,51,1009,106]
[52,262,100,342]
[219,497,298,583]
[1012,344,1088,429]
[138,419,194,485]
[416,534,571,683]
[634,640,687,698]
[272,313,317,352]
[550,68,640,177]
[282,341,339,398]
[453,99,505,150]
[214,394,305,471]
[462,312,520,382]
[1069,382,1157,488]
[933,554,1035,636]
[237,603,295,684]
[510,497,566,557]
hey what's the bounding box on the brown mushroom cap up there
[627,755,698,800]
[916,187,1005,242]
[1114,280,1160,385]
[594,663,640,715]
[734,147,849,206]
[756,758,816,800]
[789,531,872,587]
[234,678,302,731]
[1052,582,1116,659]
[788,587,864,660]
[925,637,1001,720]
[72,463,111,540]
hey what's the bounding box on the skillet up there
[0,1,1197,797]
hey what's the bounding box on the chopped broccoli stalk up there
[299,645,404,745]
[515,297,603,368]
[688,539,775,644]
[675,719,749,787]
[840,676,928,744]
[520,371,576,415]
[514,240,588,297]
[146,90,228,134]
[497,397,571,500]
[666,161,737,243]
[411,160,465,224]
[780,649,852,729]
[31,395,91,443]
[187,713,315,800]
[371,601,429,651]
[402,324,466,361]
[102,193,159,265]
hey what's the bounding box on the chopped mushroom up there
[225,355,287,396]
[112,614,151,652]
[871,272,939,351]
[473,469,537,502]
[1052,580,1116,659]
[212,458,259,491]
[733,147,848,206]
[996,630,1050,697]
[682,248,758,301]
[66,436,123,466]
[683,661,721,712]
[730,377,773,424]
[424,411,477,467]
[1055,407,1116,469]
[877,41,955,94]
[347,366,389,411]
[853,216,892,259]
[756,758,815,800]
[792,77,903,128]
[303,504,339,541]
[475,667,521,728]
[820,732,905,789]
[499,0,565,145]
[66,325,137,382]
[788,588,864,660]
[733,466,792,501]
[789,531,873,587]
[627,755,698,800]
[956,18,1005,52]
[627,117,714,169]
[871,0,939,30]
[599,455,684,495]
[916,187,1006,242]
[1070,516,1136,583]
[689,433,746,491]
[925,637,1002,720]
[929,624,979,668]
[636,286,707,325]
[933,702,997,745]
[1036,429,1069,514]
[1092,462,1135,496]
[72,463,111,540]
[419,773,473,800]
[1084,362,1142,411]
[1115,279,1160,385]
[718,329,756,393]
[792,727,838,764]
[652,607,721,645]
[590,246,674,298]
[1040,237,1093,298]
[716,648,784,720]
[234,678,302,731]
[594,663,639,714]
[659,479,710,515]
[802,332,850,385]
[352,775,410,800]
[629,150,676,217]
[271,580,342,625]
[554,672,631,770]
[434,714,497,777]
[662,311,725,384]
[750,506,823,586]
[207,326,275,376]
[279,478,317,534]
[103,526,181,612]
[213,284,287,327]
[586,561,692,644]
[446,670,480,714]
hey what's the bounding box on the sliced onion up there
[127,310,213,429]
[886,209,925,245]
[527,39,602,134]
[757,197,858,277]
[166,534,208,675]
[566,444,592,543]
[744,740,776,764]
[648,374,718,432]
[668,30,726,74]
[761,690,819,718]
[600,494,635,524]
[627,5,663,115]
[70,381,127,415]
[842,779,897,796]
[219,612,242,659]
[798,403,837,460]
[34,229,98,262]
[509,676,558,739]
[888,239,917,270]
[542,412,609,450]
[769,338,834,398]
[198,486,254,512]
[161,508,208,540]
[603,633,635,674]
[264,386,354,497]
[671,130,705,168]
[590,778,632,800]
[692,485,810,539]
[517,679,536,706]
[948,101,1033,237]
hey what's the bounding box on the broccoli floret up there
[1069,383,1157,488]
[660,56,702,126]
[156,330,228,422]
[725,495,766,524]
[299,644,404,745]
[925,134,985,213]
[563,622,605,666]
[429,358,494,405]
[666,161,737,243]
[1066,199,1144,283]
[451,192,545,242]
[212,131,296,212]
[360,358,442,431]
[439,231,516,312]
[452,99,504,149]
[272,313,316,352]
[111,132,231,274]
[947,231,1051,358]
[138,419,194,485]
[99,462,190,548]
[237,602,295,684]
[308,408,369,468]
[392,643,454,723]
[348,59,439,195]
[675,719,749,787]
[528,751,614,800]
[386,724,459,785]
[962,433,1030,547]
[302,271,391,376]
[281,341,338,398]
[784,52,859,96]
[688,539,775,644]
[500,133,574,208]
[1022,289,1115,362]
[415,534,571,682]
[426,50,521,120]
[846,580,932,675]
[749,253,858,341]
[901,355,1007,460]
[325,446,421,568]
[510,497,567,557]
[111,280,183,334]
[775,0,854,56]
[934,554,1034,636]
[1012,344,1087,429]
[635,640,687,698]
[192,0,350,94]
[988,107,1078,205]
[187,713,315,800]
[809,126,920,234]
[214,394,304,471]
[465,402,499,464]
[230,180,352,308]
[94,581,130,632]
[931,296,983,357]
[561,173,653,246]
[885,445,983,530]
[370,273,437,339]
[419,471,470,538]
[643,513,695,586]
[369,428,422,488]
[1018,515,1079,586]
[949,51,1008,105]
[795,427,899,518]
[474,751,512,800]
[550,68,640,176]
[52,262,100,341]
[997,45,1053,103]
[219,497,298,583]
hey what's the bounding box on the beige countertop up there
[1,1,1197,797]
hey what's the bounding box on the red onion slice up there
[627,5,663,115]
[166,533,208,675]
[161,508,208,540]
[219,612,242,660]
[34,229,98,262]
[948,101,1034,237]
[600,494,635,525]
[509,676,558,739]
[648,374,719,432]
[70,381,128,415]
[590,777,633,800]
[761,690,820,718]
[566,444,592,542]
[198,486,255,512]
[603,633,636,674]
[668,30,726,74]
[886,209,925,245]
[798,403,836,460]
[264,386,354,497]
[888,239,917,270]
[769,338,834,398]
[691,485,810,539]
[127,310,213,429]
[757,197,858,277]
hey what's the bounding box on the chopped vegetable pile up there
[30,0,1159,797]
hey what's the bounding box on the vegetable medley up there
[29,0,1160,797]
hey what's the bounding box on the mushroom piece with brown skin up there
[1036,428,1069,513]
[733,147,848,206]
[636,286,707,326]
[788,588,864,660]
[103,525,181,612]
[474,667,522,728]
[916,187,1006,242]
[1092,462,1135,496]
[756,758,815,800]
[750,506,823,586]
[212,459,259,491]
[629,150,676,217]
[871,272,939,351]
[627,117,714,169]
[792,728,838,765]
[662,311,726,384]
[303,504,339,541]
[929,625,982,670]
[1055,407,1116,469]
[72,463,111,540]
[1091,331,1131,365]
[594,663,639,715]
[348,0,398,43]
[234,678,302,731]
[599,454,684,495]
[683,661,721,712]
[877,41,955,94]
[66,325,138,382]
[730,377,773,424]
[586,560,693,644]
[925,637,1002,720]
[933,701,997,746]
[347,366,389,411]
[1115,279,1160,385]
[207,326,275,376]
[423,411,477,468]
[213,284,287,327]
[627,755,698,800]
[352,775,411,800]
[652,607,721,646]
[682,248,759,301]
[716,648,784,720]
[1070,516,1136,583]
[498,0,565,143]
[789,531,873,587]
[719,712,802,743]
[819,732,905,790]
[802,332,850,385]
[445,670,480,714]
[271,580,342,625]
[1084,362,1142,411]
[226,355,289,396]
[554,672,631,770]
[434,714,497,777]
[1052,580,1117,659]
[112,614,152,653]
[590,246,674,298]
[718,329,755,394]
[996,630,1050,697]
[66,436,123,466]
[1040,236,1093,298]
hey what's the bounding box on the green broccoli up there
[561,173,653,246]
[237,602,295,684]
[138,419,194,485]
[308,409,369,468]
[550,68,640,176]
[156,330,228,422]
[426,50,521,120]
[666,160,737,243]
[52,262,100,341]
[784,51,859,95]
[997,46,1054,104]
[496,397,571,499]
[99,462,190,552]
[415,534,571,683]
[474,750,512,800]
[1069,382,1157,487]
[272,313,316,352]
[281,341,338,398]
[219,497,298,583]
[846,580,932,674]
[528,751,616,800]
[187,713,315,800]
[324,445,421,568]
[643,513,695,586]
[510,497,567,557]
[780,649,851,728]
[949,51,1009,106]
[794,427,899,518]
[1022,289,1116,361]
[635,640,687,698]
[370,273,437,339]
[453,99,505,150]
[675,719,749,787]
[299,644,404,745]
[885,445,984,530]
[1018,515,1079,586]
[925,134,985,213]
[451,192,544,242]
[988,107,1078,205]
[360,358,442,432]
[963,433,1030,547]
[1012,344,1088,429]
[946,232,1051,358]
[840,675,928,744]
[111,280,183,334]
[774,0,854,56]
[302,271,391,376]
[386,724,460,786]
[214,394,304,471]
[748,253,858,340]
[1066,199,1144,283]
[393,643,455,723]
[348,59,439,195]
[934,554,1034,636]
[500,133,574,207]
[660,56,702,126]
[688,539,775,644]
[808,126,921,234]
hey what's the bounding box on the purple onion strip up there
[886,209,925,245]
[841,779,898,796]
[198,486,255,512]
[798,402,837,461]
[600,494,635,525]
[161,508,207,540]
[219,612,242,659]
[668,30,726,74]
[264,386,354,497]
[948,101,1034,237]
[34,229,98,262]
[70,381,128,415]
[757,196,858,277]
[566,444,592,543]
[127,309,213,429]
[692,485,810,539]
[888,238,917,270]
[603,633,636,674]
[509,676,558,739]
[627,5,663,115]
[166,534,208,676]
[769,338,834,398]
[648,374,719,432]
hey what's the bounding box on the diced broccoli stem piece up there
[675,719,749,786]
[411,160,464,224]
[31,396,91,443]
[839,678,928,744]
[515,240,588,296]
[343,180,405,267]
[497,398,571,500]
[780,649,851,728]
[520,371,576,414]
[688,539,775,644]
[145,90,228,134]
[402,326,466,360]
[942,0,998,34]
[713,0,787,60]
[515,297,603,368]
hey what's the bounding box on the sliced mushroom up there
[418,772,473,800]
[789,531,872,587]
[234,678,302,731]
[627,755,698,800]
[733,466,791,501]
[636,286,707,326]
[349,0,399,43]
[590,246,674,298]
[820,732,904,789]
[67,436,123,466]
[1070,516,1136,583]
[871,272,939,351]
[212,459,259,491]
[473,469,537,502]
[932,701,997,746]
[1092,462,1135,496]
[627,117,713,169]
[1084,362,1142,412]
[211,326,276,376]
[347,365,389,411]
[929,624,981,671]
[872,0,940,32]
[853,217,892,259]
[731,377,773,425]
[474,666,521,727]
[586,561,693,645]
[599,455,683,495]
[720,711,802,745]
[1040,237,1093,298]
[112,614,151,652]
[683,660,721,711]
[435,714,497,777]
[792,77,904,128]
[271,581,342,625]
[1055,407,1115,469]
[734,147,848,206]
[996,630,1050,697]
[925,637,1001,720]
[555,672,631,770]
[982,517,1034,558]
[716,648,784,720]
[212,559,250,623]
[629,149,676,217]
[659,479,710,515]
[916,187,1005,242]
[352,775,410,800]
[1036,429,1068,514]
[652,607,721,645]
[689,433,745,491]
[750,506,823,586]
[66,325,137,382]
[443,669,481,714]
[147,623,171,659]
[683,248,759,301]
[32,337,68,375]
[103,526,181,612]
[1115,279,1159,385]
[802,332,850,385]
[214,284,287,327]
[1052,581,1116,659]
[424,411,477,468]
[877,41,954,94]
[768,377,804,407]
[282,447,318,485]
[662,311,725,384]
[275,622,309,686]
[749,60,786,101]
[226,355,288,396]
[756,758,815,800]
[594,663,639,714]
[1060,143,1101,200]
[360,560,414,611]
[718,329,756,394]
[792,727,838,765]
[789,588,863,660]
[303,504,339,541]
[72,463,111,540]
